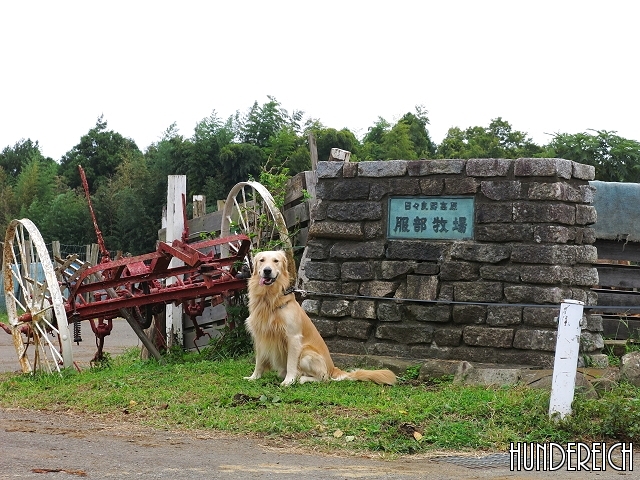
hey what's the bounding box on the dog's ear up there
[279,251,287,269]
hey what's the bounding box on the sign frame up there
[387,196,475,240]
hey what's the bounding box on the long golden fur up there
[244,251,396,386]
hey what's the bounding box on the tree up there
[397,106,436,158]
[59,115,143,192]
[0,138,52,180]
[542,130,640,182]
[436,118,541,159]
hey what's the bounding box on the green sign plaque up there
[387,196,474,240]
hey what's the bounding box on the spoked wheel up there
[220,181,296,282]
[2,219,73,373]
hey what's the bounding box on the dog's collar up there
[282,286,296,296]
[275,286,296,310]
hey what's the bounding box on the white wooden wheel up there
[220,181,296,281]
[2,219,73,373]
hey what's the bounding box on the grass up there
[1,345,639,456]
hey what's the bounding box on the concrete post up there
[549,299,585,420]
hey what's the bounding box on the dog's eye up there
[273,259,279,263]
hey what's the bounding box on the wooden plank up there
[591,288,640,309]
[596,264,640,289]
[283,202,310,229]
[595,239,640,262]
[308,133,318,171]
[602,315,640,340]
[284,172,307,208]
[304,170,317,203]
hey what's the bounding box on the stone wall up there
[300,158,602,367]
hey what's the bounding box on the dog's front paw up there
[244,374,260,381]
[280,376,296,386]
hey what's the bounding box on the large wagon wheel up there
[2,219,73,373]
[220,181,296,282]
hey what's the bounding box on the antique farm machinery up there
[1,166,293,374]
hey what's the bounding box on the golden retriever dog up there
[244,250,396,386]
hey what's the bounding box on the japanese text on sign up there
[387,196,474,240]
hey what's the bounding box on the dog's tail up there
[331,367,396,386]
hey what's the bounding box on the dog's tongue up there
[260,277,269,286]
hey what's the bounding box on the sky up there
[1,1,638,161]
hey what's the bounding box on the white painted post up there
[549,299,584,420]
[165,175,186,349]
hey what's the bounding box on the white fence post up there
[165,175,186,349]
[549,299,584,420]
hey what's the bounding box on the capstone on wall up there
[300,158,601,367]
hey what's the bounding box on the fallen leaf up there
[345,435,355,442]
[413,431,423,441]
[333,429,344,438]
[399,410,408,414]
[129,400,137,406]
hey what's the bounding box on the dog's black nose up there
[263,266,272,276]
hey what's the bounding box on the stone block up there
[358,160,407,177]
[308,221,364,240]
[301,299,320,315]
[522,307,559,327]
[380,261,416,279]
[572,162,596,180]
[326,201,382,221]
[455,364,522,386]
[527,182,583,202]
[302,280,342,295]
[376,302,402,322]
[444,177,479,194]
[319,300,351,317]
[486,306,522,326]
[389,178,421,195]
[479,265,520,282]
[576,205,597,225]
[386,240,448,261]
[481,180,522,200]
[330,240,385,259]
[406,275,438,300]
[323,179,370,200]
[572,267,599,286]
[475,224,533,242]
[336,319,374,340]
[325,339,367,355]
[368,180,391,201]
[433,328,463,346]
[359,281,399,298]
[584,314,603,332]
[341,262,374,281]
[375,323,434,344]
[463,326,514,348]
[407,159,465,175]
[476,203,513,223]
[453,281,503,302]
[512,328,557,351]
[620,351,640,387]
[317,161,343,178]
[414,263,439,275]
[575,245,598,264]
[514,158,573,179]
[418,359,464,380]
[510,244,577,265]
[466,158,512,176]
[371,342,414,357]
[450,243,511,263]
[452,304,486,324]
[404,304,451,323]
[512,202,575,225]
[533,225,573,244]
[363,221,384,239]
[311,317,337,337]
[580,331,604,352]
[439,261,479,281]
[305,239,331,259]
[520,265,573,285]
[419,178,444,195]
[504,285,571,304]
[580,184,596,203]
[304,262,341,281]
[495,350,555,368]
[342,161,358,178]
[351,300,377,319]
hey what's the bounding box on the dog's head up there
[252,250,289,287]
